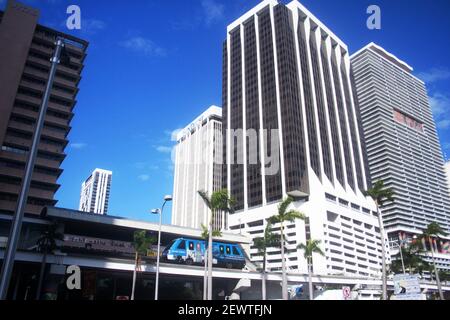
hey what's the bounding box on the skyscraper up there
[351,43,450,247]
[172,106,224,230]
[79,169,112,215]
[0,0,88,216]
[222,0,388,277]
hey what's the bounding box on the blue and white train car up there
[162,238,246,269]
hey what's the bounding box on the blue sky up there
[1,0,449,224]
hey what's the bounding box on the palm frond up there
[284,210,306,222]
[278,196,294,216]
[365,180,394,205]
[297,239,324,259]
[198,190,212,209]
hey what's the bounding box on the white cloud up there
[70,143,87,149]
[119,37,166,57]
[201,0,224,25]
[155,146,173,153]
[134,162,159,170]
[417,68,450,83]
[429,92,450,130]
[429,92,450,117]
[165,128,183,142]
[137,174,150,182]
[81,19,106,34]
[437,119,450,130]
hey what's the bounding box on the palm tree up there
[35,223,64,300]
[390,242,430,276]
[418,222,448,300]
[201,223,222,300]
[131,230,155,300]
[198,189,235,300]
[297,239,325,300]
[268,196,305,300]
[364,180,393,300]
[253,222,280,300]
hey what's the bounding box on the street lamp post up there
[398,232,407,275]
[0,37,67,300]
[152,195,172,301]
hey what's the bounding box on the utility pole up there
[0,37,66,300]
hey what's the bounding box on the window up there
[232,247,240,256]
[177,240,186,250]
[220,245,224,254]
[226,246,231,255]
[188,242,194,250]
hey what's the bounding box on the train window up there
[188,242,194,250]
[177,240,186,250]
[220,245,224,254]
[226,246,231,255]
[232,247,240,256]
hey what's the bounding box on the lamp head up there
[164,195,173,202]
[151,209,160,215]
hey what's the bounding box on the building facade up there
[79,169,112,215]
[172,106,224,230]
[0,0,88,216]
[445,161,450,194]
[222,0,388,277]
[351,43,450,271]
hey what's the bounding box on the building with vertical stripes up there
[222,0,389,277]
[172,106,225,231]
[79,168,112,215]
[351,43,450,268]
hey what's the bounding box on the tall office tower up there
[222,0,389,277]
[0,1,88,216]
[172,106,224,230]
[351,43,450,254]
[79,169,112,215]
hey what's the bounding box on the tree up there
[297,239,325,300]
[131,230,155,300]
[201,223,222,300]
[418,222,448,300]
[253,222,280,300]
[198,189,235,300]
[35,223,64,300]
[390,242,430,276]
[364,180,393,300]
[268,196,305,300]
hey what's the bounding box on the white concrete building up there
[79,168,112,215]
[445,161,450,194]
[351,43,450,273]
[222,0,389,278]
[171,106,224,230]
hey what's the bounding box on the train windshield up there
[163,239,177,253]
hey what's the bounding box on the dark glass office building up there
[222,0,386,277]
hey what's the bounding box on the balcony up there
[0,166,59,185]
[7,119,68,143]
[19,80,75,103]
[11,106,71,129]
[3,135,65,155]
[0,200,44,215]
[29,42,53,57]
[23,66,79,90]
[0,182,56,201]
[0,150,63,170]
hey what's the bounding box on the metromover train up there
[162,238,246,269]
